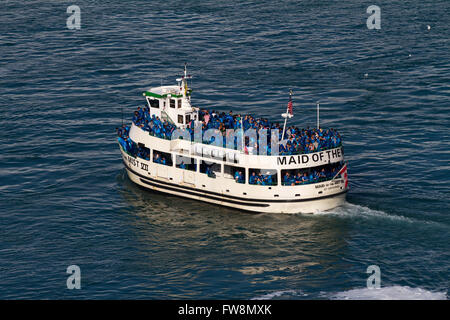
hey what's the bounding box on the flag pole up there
[317,102,319,129]
[281,90,293,141]
[241,115,245,152]
[281,110,288,141]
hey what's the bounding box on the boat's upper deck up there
[131,104,343,157]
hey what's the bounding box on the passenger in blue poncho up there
[294,172,303,185]
[234,171,240,183]
[249,172,257,185]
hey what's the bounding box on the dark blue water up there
[1,0,449,299]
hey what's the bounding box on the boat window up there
[153,150,173,166]
[248,169,278,186]
[137,143,150,161]
[148,98,159,109]
[186,114,191,124]
[176,155,197,171]
[224,165,245,184]
[177,99,182,108]
[200,160,221,178]
[170,99,175,108]
[281,161,344,186]
[178,115,184,124]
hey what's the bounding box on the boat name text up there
[277,148,343,166]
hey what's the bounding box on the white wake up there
[314,202,415,223]
[253,286,447,300]
[331,286,447,300]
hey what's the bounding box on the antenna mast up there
[317,102,320,129]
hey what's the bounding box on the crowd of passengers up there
[248,171,275,185]
[132,106,178,140]
[282,165,341,186]
[196,109,342,155]
[241,164,342,186]
[117,125,134,152]
[117,124,151,160]
[129,106,342,155]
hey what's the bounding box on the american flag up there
[337,163,348,189]
[288,98,293,116]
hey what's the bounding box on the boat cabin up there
[142,66,198,128]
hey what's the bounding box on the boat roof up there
[144,85,185,99]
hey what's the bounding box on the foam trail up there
[331,286,447,300]
[314,202,414,223]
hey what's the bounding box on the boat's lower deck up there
[121,149,347,214]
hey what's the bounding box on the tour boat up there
[117,65,348,214]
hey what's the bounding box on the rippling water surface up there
[0,0,449,299]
